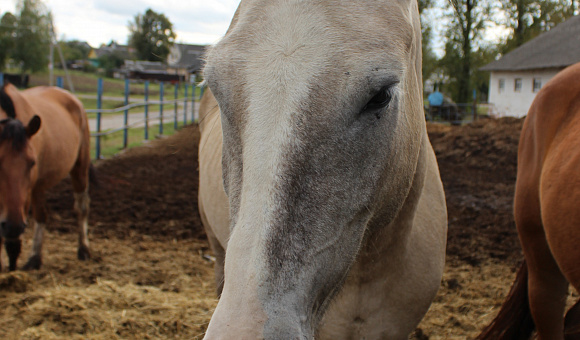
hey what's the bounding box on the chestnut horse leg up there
[525,241,569,340]
[519,217,569,340]
[565,299,580,340]
[70,143,91,261]
[544,214,580,340]
[5,238,21,271]
[22,190,47,270]
[73,189,90,260]
[534,156,580,340]
[516,184,569,340]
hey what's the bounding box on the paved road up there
[88,102,200,132]
[77,94,144,102]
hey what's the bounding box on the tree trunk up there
[459,0,474,104]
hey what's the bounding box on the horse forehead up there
[208,0,415,77]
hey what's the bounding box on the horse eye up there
[362,86,394,115]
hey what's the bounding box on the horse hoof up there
[22,255,42,271]
[77,246,91,261]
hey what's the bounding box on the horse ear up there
[26,115,41,137]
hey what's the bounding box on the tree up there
[0,12,17,71]
[419,0,439,90]
[471,44,500,101]
[98,41,126,77]
[442,0,492,103]
[59,39,91,63]
[499,0,577,54]
[128,8,176,62]
[11,0,52,75]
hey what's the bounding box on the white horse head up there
[199,0,447,338]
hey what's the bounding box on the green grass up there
[19,69,200,120]
[83,100,180,119]
[22,70,198,158]
[28,69,203,98]
[82,98,126,113]
[91,122,183,159]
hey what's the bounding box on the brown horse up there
[477,62,580,340]
[0,83,92,271]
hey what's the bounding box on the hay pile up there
[0,126,218,339]
[2,278,213,339]
[1,118,574,339]
[0,235,217,339]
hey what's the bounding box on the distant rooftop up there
[124,60,167,72]
[95,42,135,60]
[481,15,580,72]
[167,43,207,72]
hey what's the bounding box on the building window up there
[514,78,522,92]
[533,78,542,92]
[498,78,505,93]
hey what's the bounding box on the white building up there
[167,44,207,82]
[481,15,580,117]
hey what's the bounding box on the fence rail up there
[1,73,205,160]
[425,102,498,125]
[80,77,202,160]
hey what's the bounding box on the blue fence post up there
[174,83,179,130]
[96,78,103,160]
[123,78,130,148]
[183,84,189,126]
[0,72,3,87]
[56,76,64,88]
[192,83,197,122]
[159,82,164,135]
[198,85,205,123]
[144,81,149,140]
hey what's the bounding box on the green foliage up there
[419,0,438,88]
[59,39,91,62]
[471,44,500,100]
[424,0,577,104]
[128,8,176,62]
[0,12,17,71]
[98,52,125,78]
[498,0,577,54]
[11,0,52,74]
[441,0,493,103]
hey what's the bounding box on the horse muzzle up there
[0,220,27,239]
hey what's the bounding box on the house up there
[88,42,136,68]
[481,15,580,117]
[167,43,207,82]
[123,60,184,83]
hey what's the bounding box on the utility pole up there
[49,38,54,86]
[49,18,74,93]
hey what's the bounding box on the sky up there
[0,0,240,47]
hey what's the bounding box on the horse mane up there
[0,83,17,119]
[0,118,28,151]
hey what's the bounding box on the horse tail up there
[476,261,535,340]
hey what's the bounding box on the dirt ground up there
[0,118,574,339]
